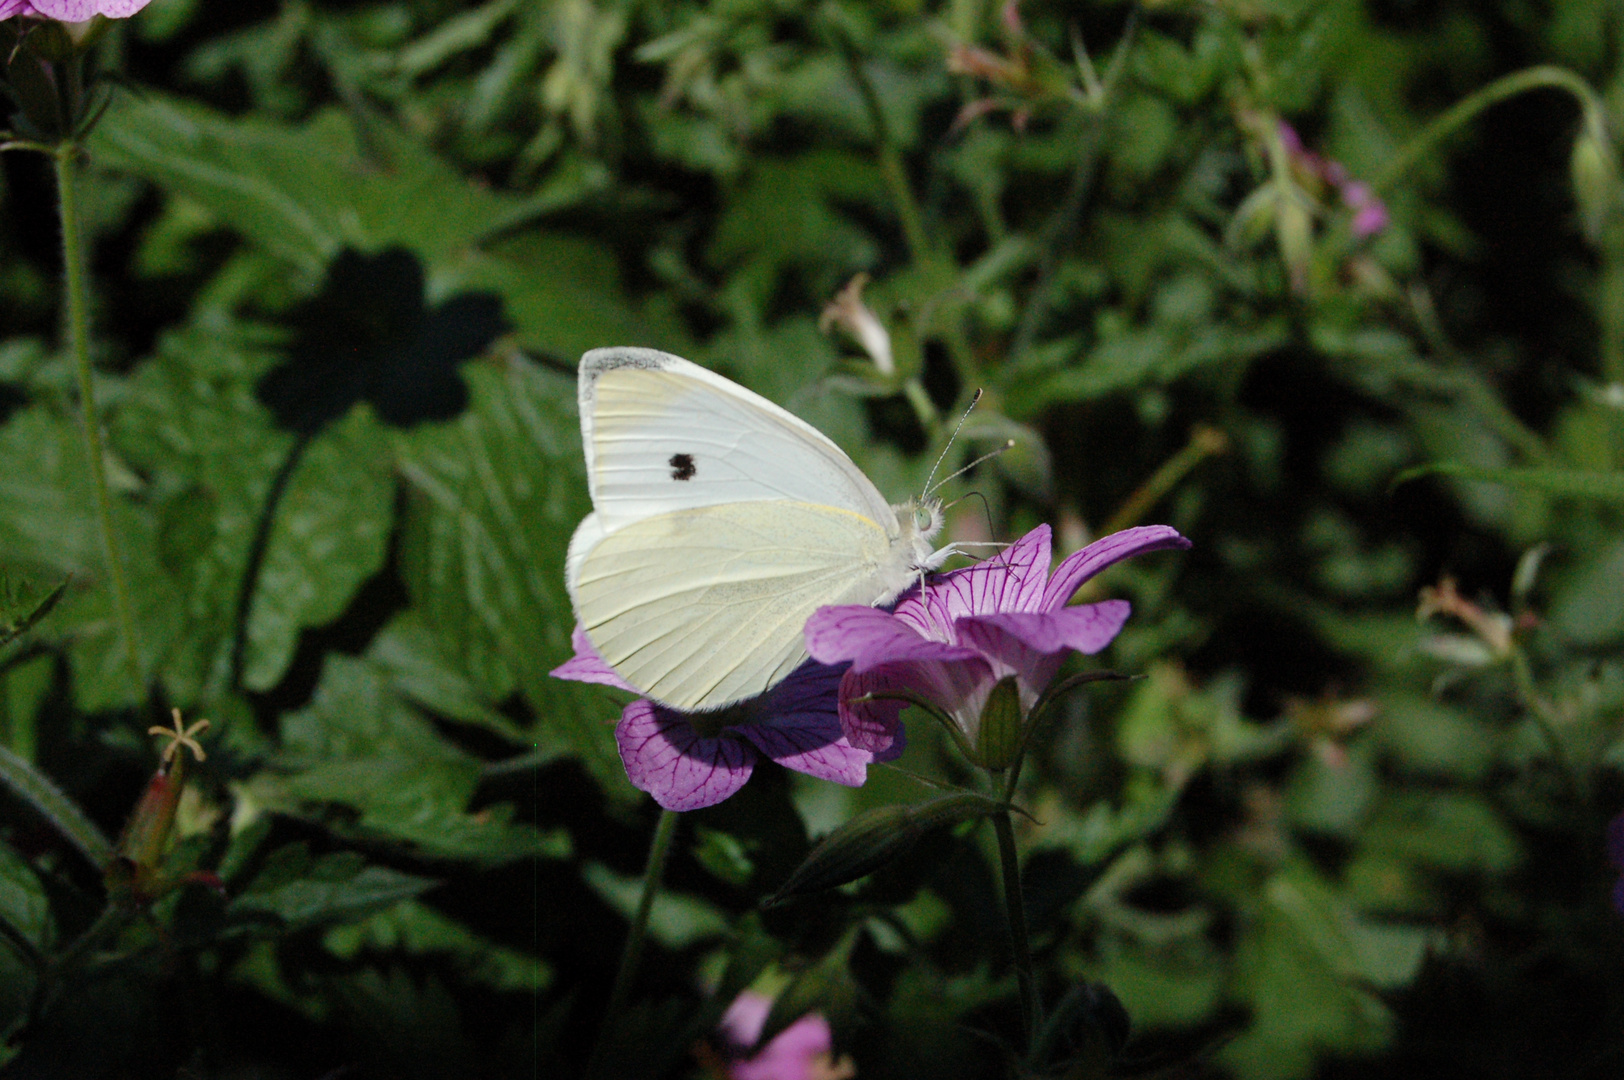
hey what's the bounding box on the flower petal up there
[733,1013,838,1080]
[805,605,980,672]
[719,990,774,1050]
[962,600,1133,658]
[896,525,1052,634]
[1043,525,1190,610]
[837,666,916,756]
[842,656,995,748]
[734,662,876,786]
[550,624,642,693]
[615,701,754,811]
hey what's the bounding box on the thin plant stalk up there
[55,143,139,695]
[586,806,680,1078]
[1374,65,1603,194]
[992,803,1040,1052]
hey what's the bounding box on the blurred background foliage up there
[1,0,1623,1076]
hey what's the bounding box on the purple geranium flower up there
[717,990,855,1080]
[551,626,899,811]
[805,524,1190,760]
[1609,812,1624,915]
[0,0,150,18]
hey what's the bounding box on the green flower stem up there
[1103,424,1229,534]
[1508,646,1585,801]
[586,806,680,1079]
[837,40,930,267]
[55,143,140,695]
[992,803,1040,1052]
[1375,65,1603,194]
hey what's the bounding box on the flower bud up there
[767,792,1007,905]
[1571,110,1618,242]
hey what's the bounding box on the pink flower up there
[1276,121,1390,240]
[718,991,856,1080]
[0,0,150,18]
[805,524,1189,759]
[551,627,898,811]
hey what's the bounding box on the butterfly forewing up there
[581,349,898,531]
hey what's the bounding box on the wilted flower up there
[805,524,1190,767]
[1417,575,1514,664]
[714,990,856,1080]
[819,273,893,376]
[552,627,898,811]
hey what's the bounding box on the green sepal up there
[974,675,1025,770]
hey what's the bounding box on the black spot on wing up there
[669,452,696,481]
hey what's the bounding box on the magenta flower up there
[804,524,1190,762]
[1276,121,1390,240]
[551,627,898,811]
[1609,812,1624,915]
[717,990,855,1080]
[0,0,150,18]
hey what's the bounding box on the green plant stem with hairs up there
[586,805,681,1078]
[56,142,140,696]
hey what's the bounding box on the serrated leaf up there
[397,360,628,795]
[244,410,394,691]
[230,843,436,929]
[272,656,566,863]
[89,94,526,273]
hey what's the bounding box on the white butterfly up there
[566,346,951,712]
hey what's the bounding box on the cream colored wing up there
[573,500,896,711]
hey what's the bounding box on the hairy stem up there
[56,143,140,697]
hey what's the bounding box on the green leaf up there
[397,360,628,794]
[266,655,568,862]
[244,410,395,691]
[324,898,551,993]
[581,862,729,949]
[1223,863,1408,1080]
[89,94,527,273]
[113,321,293,700]
[0,576,66,651]
[230,843,436,929]
[1396,461,1624,502]
[366,612,526,742]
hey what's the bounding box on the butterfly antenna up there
[928,439,1016,498]
[921,389,984,498]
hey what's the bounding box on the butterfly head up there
[898,497,948,571]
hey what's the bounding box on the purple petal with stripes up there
[804,604,980,672]
[1042,525,1190,611]
[897,526,1052,634]
[615,700,755,811]
[735,660,878,786]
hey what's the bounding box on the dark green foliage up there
[0,0,1621,1078]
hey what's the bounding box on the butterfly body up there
[567,347,946,711]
